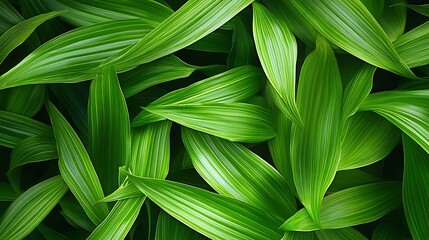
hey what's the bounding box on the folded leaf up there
[339,112,400,170]
[155,211,206,240]
[0,19,153,90]
[146,103,275,143]
[402,134,429,240]
[359,90,429,154]
[253,2,301,125]
[289,0,414,78]
[290,36,343,223]
[89,67,130,195]
[42,0,172,27]
[0,176,68,240]
[0,11,63,63]
[4,85,46,117]
[316,228,368,240]
[0,110,51,148]
[103,0,253,68]
[132,65,264,126]
[126,174,283,240]
[182,128,296,220]
[394,21,429,68]
[47,101,109,225]
[280,182,402,231]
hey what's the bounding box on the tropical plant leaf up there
[59,195,95,232]
[396,3,429,17]
[359,90,429,154]
[402,134,429,240]
[0,110,51,148]
[88,67,130,195]
[253,2,301,125]
[0,19,154,90]
[378,0,406,42]
[182,128,296,220]
[188,29,232,53]
[328,169,381,193]
[0,176,68,240]
[99,184,141,202]
[131,65,264,126]
[339,112,400,170]
[288,0,415,78]
[290,36,343,223]
[227,14,257,68]
[145,103,275,143]
[0,11,64,64]
[47,101,109,225]
[282,231,318,240]
[0,0,24,33]
[394,21,429,68]
[280,182,402,231]
[155,211,206,240]
[4,85,46,117]
[360,0,384,19]
[41,0,173,27]
[316,227,368,240]
[126,174,283,240]
[102,0,253,68]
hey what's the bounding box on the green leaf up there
[120,55,224,98]
[394,21,429,68]
[155,211,206,240]
[47,101,109,225]
[253,2,302,125]
[0,11,64,63]
[4,85,47,117]
[359,90,429,154]
[282,232,318,240]
[37,224,71,240]
[339,112,400,170]
[0,176,68,240]
[372,218,408,240]
[396,3,429,17]
[360,0,384,19]
[0,182,17,201]
[290,36,343,223]
[0,0,24,33]
[289,0,415,78]
[132,65,264,126]
[0,110,51,148]
[126,174,283,240]
[59,195,95,232]
[146,103,275,143]
[42,0,173,27]
[280,182,402,231]
[103,0,253,68]
[342,63,376,120]
[188,29,232,53]
[328,169,381,193]
[227,14,258,68]
[402,134,429,240]
[182,128,296,220]
[378,0,406,42]
[0,19,153,90]
[88,67,130,195]
[316,228,368,240]
[99,184,141,202]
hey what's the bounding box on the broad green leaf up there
[316,228,368,240]
[396,3,429,17]
[0,19,153,90]
[47,101,109,225]
[120,55,224,98]
[0,0,24,33]
[402,134,429,240]
[103,0,253,68]
[0,110,51,148]
[0,183,17,201]
[126,174,283,240]
[282,232,318,240]
[288,0,414,78]
[394,21,429,68]
[59,195,95,232]
[359,90,429,154]
[342,63,376,120]
[145,103,275,143]
[0,11,63,63]
[132,66,264,126]
[0,176,68,240]
[182,128,296,220]
[42,0,173,27]
[99,184,141,202]
[89,121,171,239]
[280,182,402,231]
[372,218,408,240]
[155,211,206,240]
[4,85,46,117]
[360,0,384,19]
[290,36,342,223]
[88,67,130,195]
[379,0,406,42]
[9,134,56,171]
[253,2,301,125]
[227,13,257,68]
[188,29,232,53]
[328,169,381,193]
[87,197,145,240]
[339,112,400,170]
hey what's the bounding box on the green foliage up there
[0,0,427,239]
